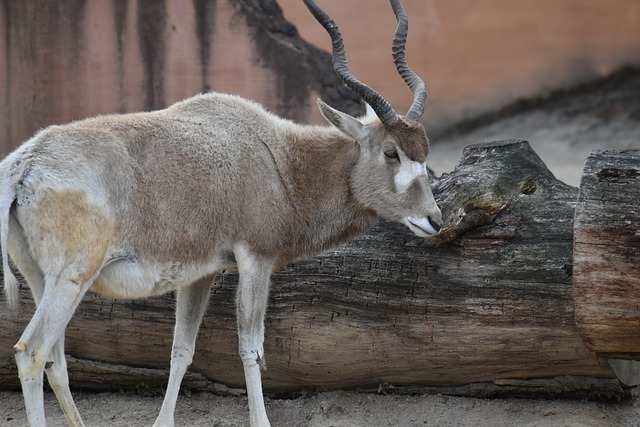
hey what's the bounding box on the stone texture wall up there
[0,0,360,155]
[2,1,639,155]
[281,0,640,133]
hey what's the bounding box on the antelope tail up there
[0,180,19,310]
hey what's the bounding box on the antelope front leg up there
[235,245,274,427]
[153,276,212,427]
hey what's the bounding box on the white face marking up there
[394,151,427,193]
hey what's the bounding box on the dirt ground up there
[1,388,640,426]
[2,69,640,426]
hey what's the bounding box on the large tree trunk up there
[0,140,624,398]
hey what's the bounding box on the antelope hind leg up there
[12,188,113,426]
[14,274,94,427]
[7,214,84,426]
[45,336,85,426]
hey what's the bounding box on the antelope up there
[0,0,441,426]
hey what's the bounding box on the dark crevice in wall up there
[61,0,87,66]
[137,0,166,111]
[2,1,13,147]
[59,0,87,116]
[113,0,129,113]
[193,0,216,93]
[236,0,362,122]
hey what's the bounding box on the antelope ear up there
[364,102,376,118]
[317,99,364,142]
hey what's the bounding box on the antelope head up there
[305,0,442,237]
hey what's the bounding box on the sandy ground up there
[2,69,639,426]
[1,389,640,427]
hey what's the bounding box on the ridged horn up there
[303,0,398,127]
[390,0,427,120]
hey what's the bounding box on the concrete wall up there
[280,0,640,133]
[0,0,359,155]
[2,1,639,155]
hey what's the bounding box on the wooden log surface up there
[0,140,620,397]
[574,149,640,358]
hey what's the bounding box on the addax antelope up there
[0,0,441,425]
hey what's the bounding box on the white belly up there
[90,257,227,299]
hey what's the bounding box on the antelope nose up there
[428,216,442,233]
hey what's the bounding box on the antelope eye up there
[384,149,399,161]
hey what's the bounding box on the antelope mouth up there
[405,216,440,237]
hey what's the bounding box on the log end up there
[574,149,640,357]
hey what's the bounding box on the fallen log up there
[0,140,620,397]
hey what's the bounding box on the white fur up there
[394,152,428,194]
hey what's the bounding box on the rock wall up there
[0,0,361,155]
[281,0,640,134]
